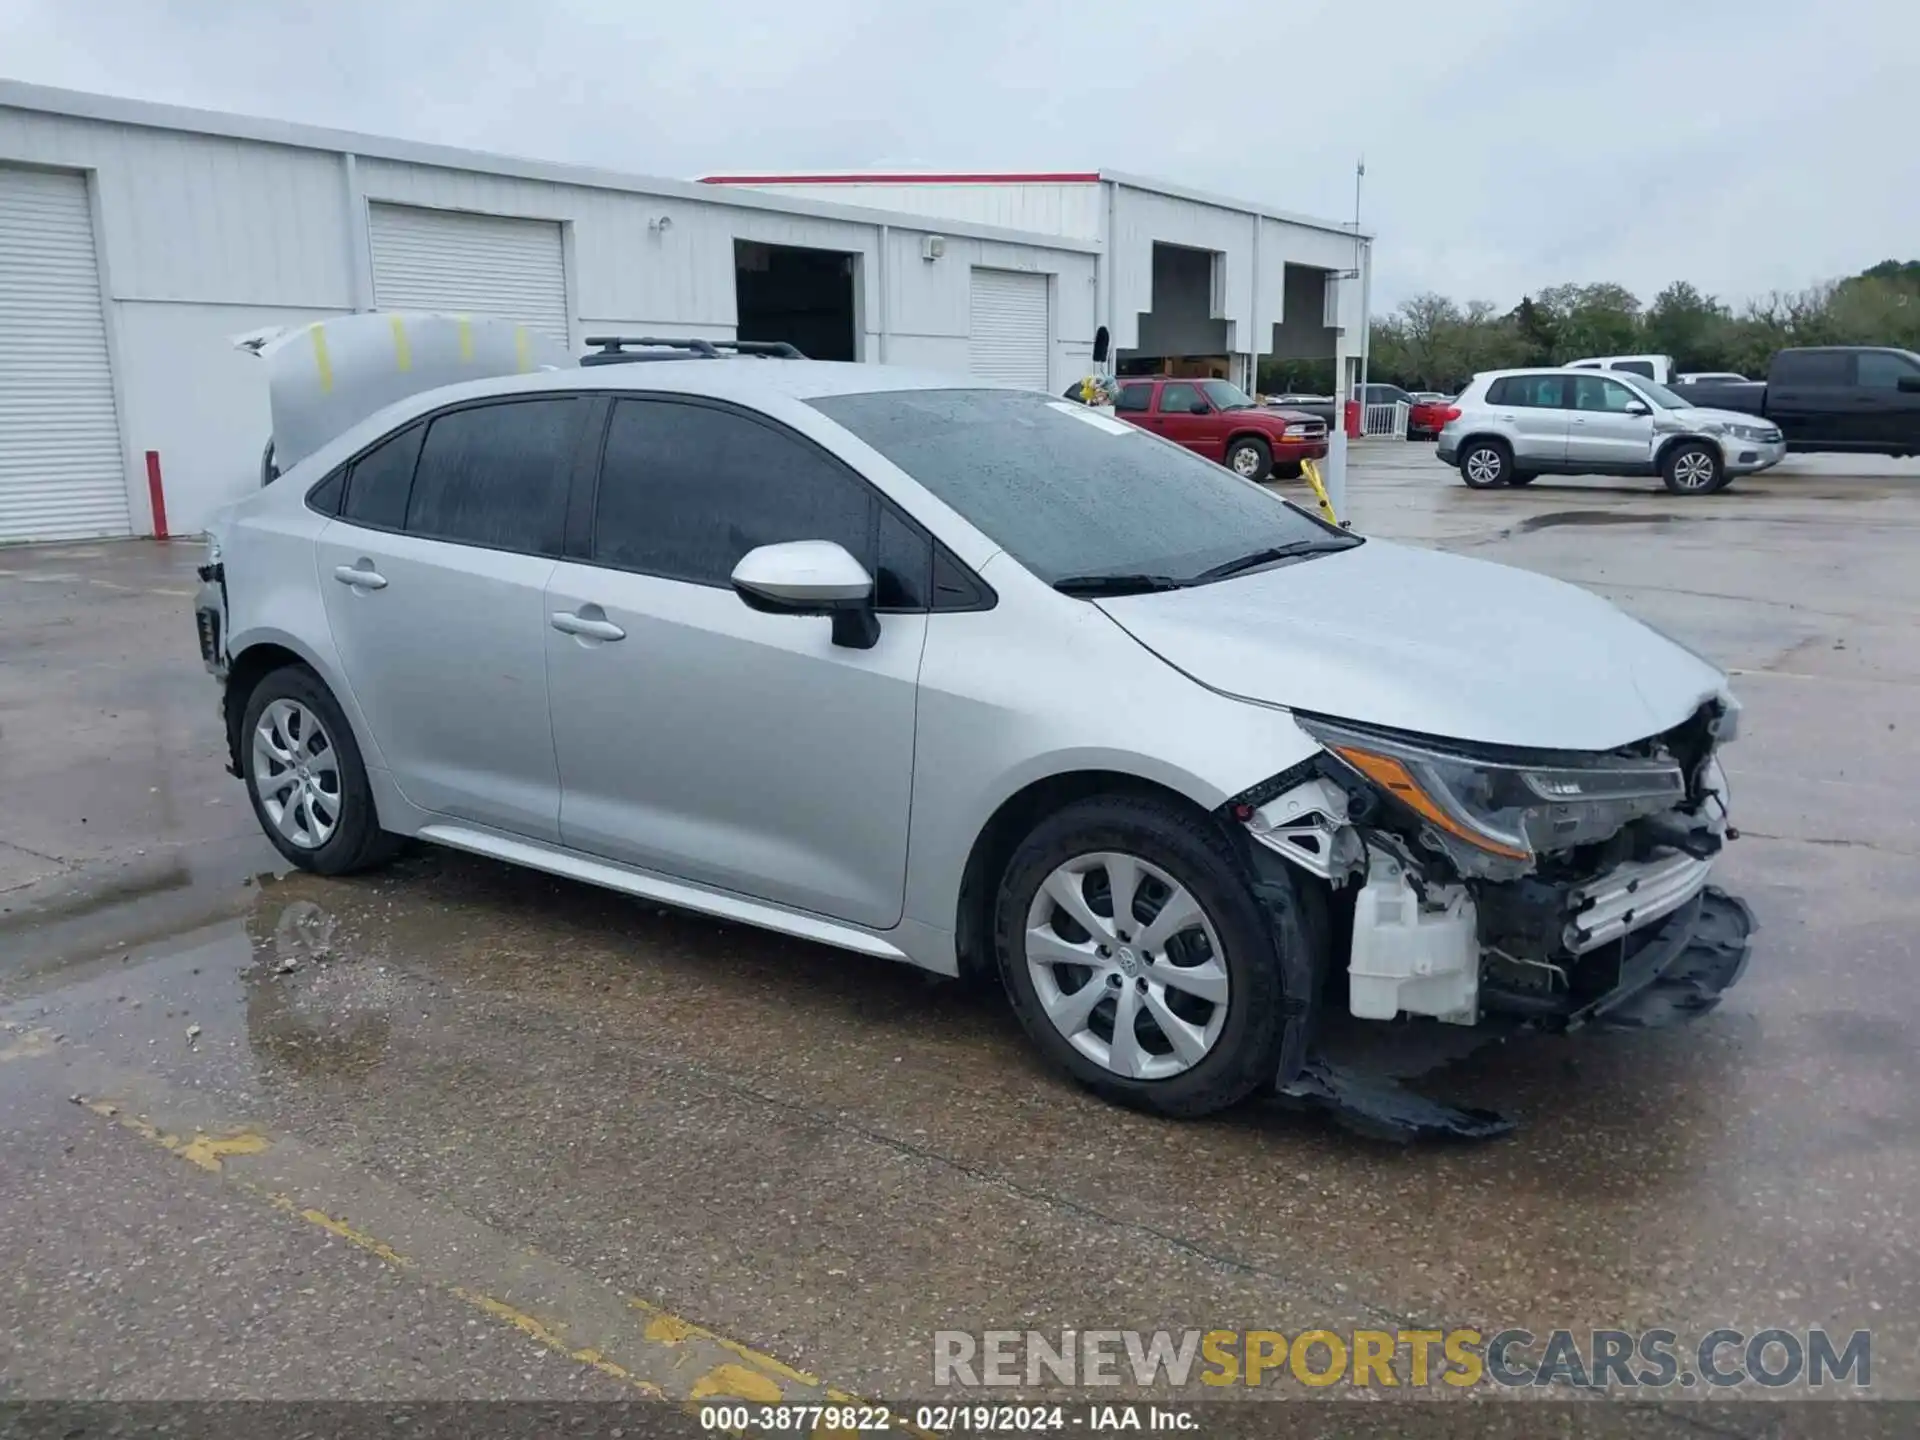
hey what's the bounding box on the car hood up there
[1666,405,1773,430]
[1095,539,1728,751]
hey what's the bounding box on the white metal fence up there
[1361,401,1409,439]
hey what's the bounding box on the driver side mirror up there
[1624,401,1651,416]
[1188,398,1211,414]
[1898,375,1920,394]
[730,540,880,650]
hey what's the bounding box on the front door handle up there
[551,609,626,642]
[333,563,387,590]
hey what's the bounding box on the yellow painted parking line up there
[71,1081,910,1424]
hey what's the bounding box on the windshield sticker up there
[1046,401,1137,436]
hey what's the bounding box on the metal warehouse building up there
[0,82,1371,543]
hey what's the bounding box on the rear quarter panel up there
[221,482,386,772]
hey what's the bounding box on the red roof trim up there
[699,172,1101,186]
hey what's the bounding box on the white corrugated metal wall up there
[967,269,1051,389]
[368,204,570,345]
[0,84,1102,538]
[0,165,130,541]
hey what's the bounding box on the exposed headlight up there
[1728,423,1772,442]
[1295,714,1686,865]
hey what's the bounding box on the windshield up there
[810,388,1354,586]
[1625,377,1691,409]
[1200,380,1254,411]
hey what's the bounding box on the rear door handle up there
[551,609,626,642]
[333,564,387,590]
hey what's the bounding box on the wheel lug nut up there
[1096,945,1110,958]
[1135,977,1148,992]
[1108,974,1122,988]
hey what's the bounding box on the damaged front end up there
[1227,699,1756,1139]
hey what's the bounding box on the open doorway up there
[1118,243,1229,377]
[734,240,859,361]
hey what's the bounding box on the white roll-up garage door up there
[968,269,1051,390]
[369,204,571,347]
[0,167,131,543]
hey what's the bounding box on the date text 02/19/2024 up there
[696,1404,1196,1433]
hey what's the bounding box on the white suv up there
[196,343,1755,1132]
[1437,368,1785,494]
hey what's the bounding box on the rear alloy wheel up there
[1226,436,1272,481]
[1662,441,1726,495]
[241,666,400,875]
[994,795,1295,1118]
[1460,440,1512,488]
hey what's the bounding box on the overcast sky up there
[4,0,1914,313]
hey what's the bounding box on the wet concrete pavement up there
[3,448,1918,1415]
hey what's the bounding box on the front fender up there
[901,560,1323,937]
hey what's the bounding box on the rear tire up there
[240,666,401,876]
[1661,441,1727,495]
[993,795,1296,1119]
[1459,439,1512,489]
[1225,436,1272,481]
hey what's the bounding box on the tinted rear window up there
[809,388,1344,585]
[1772,351,1850,386]
[341,424,424,530]
[1487,375,1569,408]
[404,399,578,555]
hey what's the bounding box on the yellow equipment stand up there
[1298,457,1345,527]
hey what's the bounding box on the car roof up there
[403,359,1032,409]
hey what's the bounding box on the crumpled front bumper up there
[1560,883,1755,1033]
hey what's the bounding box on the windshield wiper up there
[1052,573,1189,596]
[1188,539,1359,584]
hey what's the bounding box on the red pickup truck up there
[1110,376,1328,479]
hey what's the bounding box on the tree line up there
[1258,260,1920,396]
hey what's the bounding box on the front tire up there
[240,665,400,875]
[1225,436,1272,481]
[1270,459,1303,480]
[1507,471,1538,486]
[1662,441,1726,495]
[1459,440,1512,488]
[993,795,1294,1119]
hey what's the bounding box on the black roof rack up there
[579,336,807,365]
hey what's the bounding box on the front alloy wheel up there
[1025,852,1230,1080]
[993,794,1298,1118]
[1663,441,1724,494]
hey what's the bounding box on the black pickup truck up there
[1669,346,1920,457]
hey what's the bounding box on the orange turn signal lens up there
[1330,745,1531,861]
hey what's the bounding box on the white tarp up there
[235,312,572,474]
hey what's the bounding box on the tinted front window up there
[1772,351,1850,386]
[1200,380,1254,410]
[403,400,578,555]
[809,389,1347,585]
[1115,383,1152,413]
[1574,376,1643,412]
[1158,382,1203,414]
[1856,351,1920,389]
[593,399,871,589]
[341,423,424,530]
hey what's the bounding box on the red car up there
[1110,376,1328,479]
